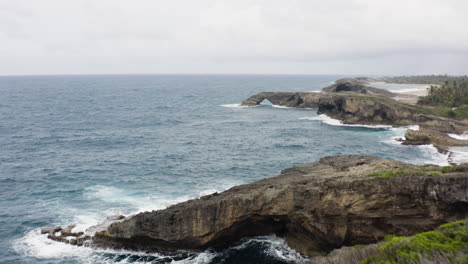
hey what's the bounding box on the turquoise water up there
[0,75,448,264]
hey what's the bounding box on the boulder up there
[40,226,62,235]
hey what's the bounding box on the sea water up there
[0,75,449,264]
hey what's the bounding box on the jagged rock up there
[317,94,468,130]
[240,79,393,107]
[84,215,127,237]
[106,215,125,221]
[89,155,468,256]
[241,92,322,107]
[40,226,62,235]
[404,127,468,153]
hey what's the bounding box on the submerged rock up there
[83,155,468,256]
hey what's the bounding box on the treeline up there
[418,77,468,107]
[383,75,467,85]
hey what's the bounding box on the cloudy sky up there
[1,0,467,75]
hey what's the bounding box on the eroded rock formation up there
[316,94,468,127]
[321,78,394,98]
[240,79,393,107]
[241,92,322,107]
[56,155,468,256]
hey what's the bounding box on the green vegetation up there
[383,75,467,85]
[360,220,468,264]
[368,168,442,178]
[418,77,468,107]
[368,170,409,178]
[368,164,468,178]
[440,164,468,173]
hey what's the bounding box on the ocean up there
[0,74,449,264]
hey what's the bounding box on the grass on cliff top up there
[368,164,468,179]
[368,169,440,178]
[359,220,468,264]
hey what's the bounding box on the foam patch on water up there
[301,114,393,129]
[448,133,468,140]
[12,229,94,259]
[229,235,308,263]
[271,104,291,109]
[448,147,468,164]
[13,229,304,264]
[13,184,236,263]
[220,104,251,108]
[415,144,450,166]
[13,228,209,264]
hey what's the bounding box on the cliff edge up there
[48,155,468,257]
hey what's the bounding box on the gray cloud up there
[0,0,467,75]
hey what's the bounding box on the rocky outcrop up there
[317,94,468,128]
[317,94,417,126]
[404,128,468,153]
[241,92,322,107]
[322,78,394,98]
[240,79,393,107]
[50,155,468,257]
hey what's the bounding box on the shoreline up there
[38,76,468,261]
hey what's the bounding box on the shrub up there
[360,220,468,264]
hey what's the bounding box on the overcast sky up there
[1,0,467,75]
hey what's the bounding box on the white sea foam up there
[13,223,302,264]
[13,228,199,263]
[271,104,291,109]
[14,184,237,263]
[381,136,405,145]
[448,133,468,140]
[220,103,250,108]
[448,147,468,164]
[415,144,450,166]
[406,125,420,131]
[301,114,393,129]
[231,235,308,263]
[12,229,94,259]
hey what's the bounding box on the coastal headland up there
[43,77,468,263]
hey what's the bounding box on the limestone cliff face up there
[240,79,393,107]
[317,95,417,126]
[404,128,468,153]
[93,155,468,256]
[317,94,468,129]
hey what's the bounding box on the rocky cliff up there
[240,79,393,107]
[241,92,322,107]
[321,78,394,98]
[316,94,468,127]
[67,155,468,256]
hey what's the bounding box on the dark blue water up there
[0,75,448,264]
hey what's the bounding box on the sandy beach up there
[397,88,428,96]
